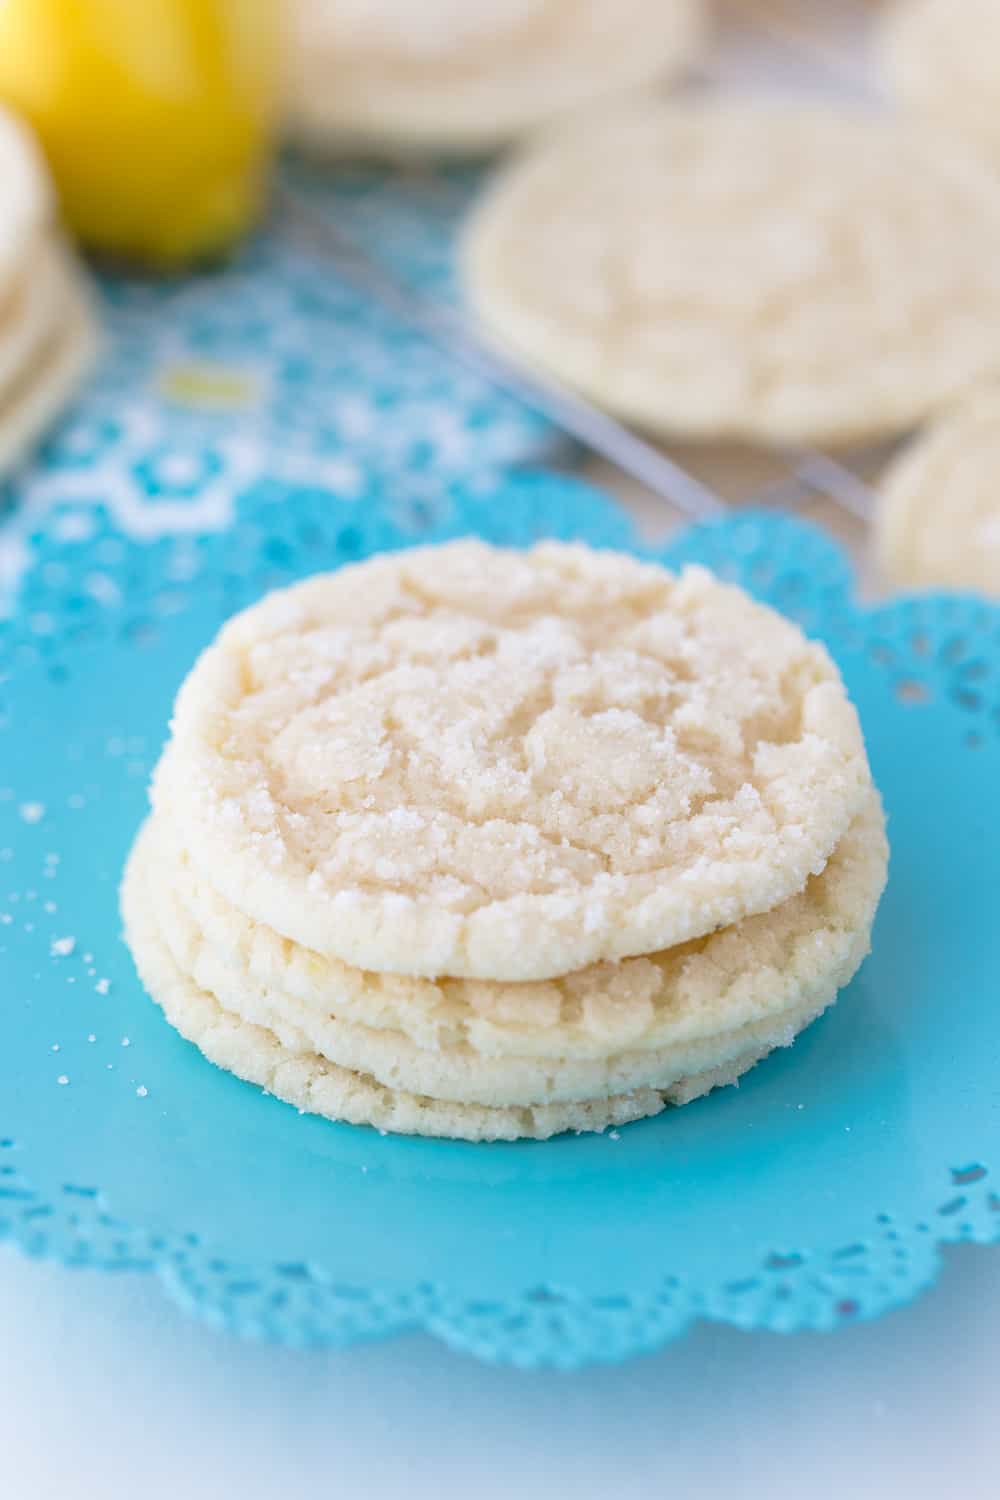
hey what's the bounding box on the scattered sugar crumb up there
[51,1044,60,1053]
[121,1037,130,1047]
[22,923,34,934]
[608,1130,621,1141]
[82,952,93,964]
[66,977,76,985]
[95,978,110,995]
[136,1086,148,1098]
[87,1034,96,1043]
[360,1165,369,1174]
[0,914,10,925]
[50,936,75,957]
[19,802,44,824]
[106,1063,113,1071]
[57,1075,69,1086]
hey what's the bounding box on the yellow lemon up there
[0,0,280,267]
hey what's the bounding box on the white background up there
[1,1240,995,1498]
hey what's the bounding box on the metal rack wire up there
[280,0,902,544]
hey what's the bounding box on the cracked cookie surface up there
[876,386,1000,593]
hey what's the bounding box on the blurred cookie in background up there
[875,387,1000,595]
[462,99,1000,447]
[0,245,99,479]
[882,0,1000,169]
[0,106,98,478]
[285,0,705,156]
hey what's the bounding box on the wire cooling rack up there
[277,0,909,575]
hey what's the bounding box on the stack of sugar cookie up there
[0,106,99,476]
[285,0,705,156]
[122,540,888,1141]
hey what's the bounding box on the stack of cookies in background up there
[122,539,888,1141]
[0,106,98,478]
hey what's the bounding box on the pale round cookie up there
[0,107,52,293]
[461,99,1000,446]
[152,540,872,981]
[286,0,704,156]
[875,387,1000,593]
[145,787,887,1072]
[882,0,1000,169]
[121,846,837,1140]
[131,793,884,1105]
[0,255,100,478]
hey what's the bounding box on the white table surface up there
[1,1239,996,1500]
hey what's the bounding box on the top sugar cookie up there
[883,0,1000,170]
[462,100,1000,446]
[285,0,704,155]
[153,541,872,981]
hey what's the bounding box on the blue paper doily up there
[1,470,997,1368]
[0,161,558,609]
